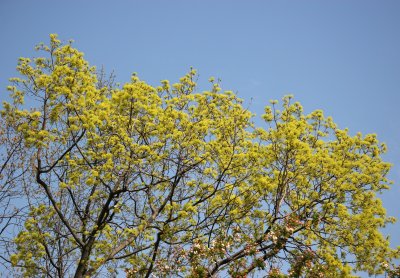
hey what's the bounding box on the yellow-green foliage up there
[3,35,398,277]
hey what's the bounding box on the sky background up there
[0,0,399,276]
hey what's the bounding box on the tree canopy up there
[0,34,399,278]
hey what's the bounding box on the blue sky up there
[1,0,399,275]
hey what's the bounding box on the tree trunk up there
[74,239,95,278]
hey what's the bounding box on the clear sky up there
[1,0,399,276]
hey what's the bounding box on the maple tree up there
[0,35,399,277]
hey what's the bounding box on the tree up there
[0,89,27,275]
[1,34,398,277]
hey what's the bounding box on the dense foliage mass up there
[0,35,399,277]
